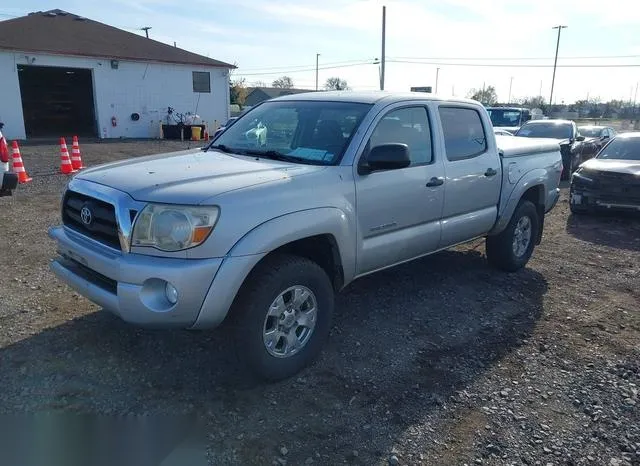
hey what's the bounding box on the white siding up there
[0,50,230,140]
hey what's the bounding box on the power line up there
[387,60,640,68]
[237,61,378,76]
[388,54,640,61]
[238,58,376,72]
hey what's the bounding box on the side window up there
[439,107,487,161]
[368,107,432,165]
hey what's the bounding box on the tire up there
[486,200,539,272]
[569,203,588,215]
[228,254,334,381]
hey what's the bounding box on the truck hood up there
[76,148,324,204]
[580,158,640,176]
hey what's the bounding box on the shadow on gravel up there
[566,212,640,252]
[0,249,547,465]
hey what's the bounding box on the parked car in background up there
[494,128,514,136]
[213,117,238,139]
[577,125,616,161]
[570,132,640,214]
[515,119,586,180]
[49,92,561,381]
[486,107,534,133]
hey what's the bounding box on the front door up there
[355,105,445,275]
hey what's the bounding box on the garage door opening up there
[17,65,97,138]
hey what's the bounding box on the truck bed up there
[496,136,560,158]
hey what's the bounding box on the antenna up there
[141,26,151,38]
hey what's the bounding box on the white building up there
[0,9,234,140]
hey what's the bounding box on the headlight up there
[572,170,595,183]
[131,204,219,252]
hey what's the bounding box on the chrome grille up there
[62,190,121,249]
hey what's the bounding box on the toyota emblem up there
[80,206,93,225]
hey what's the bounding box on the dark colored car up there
[213,117,239,139]
[577,125,616,161]
[570,132,640,214]
[515,120,586,180]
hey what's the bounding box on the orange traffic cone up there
[59,137,75,175]
[71,135,84,170]
[11,141,32,183]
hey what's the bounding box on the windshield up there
[597,137,640,161]
[515,123,572,140]
[487,109,522,127]
[209,101,372,165]
[578,127,602,137]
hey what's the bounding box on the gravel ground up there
[0,140,638,465]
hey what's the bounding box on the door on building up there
[17,65,97,138]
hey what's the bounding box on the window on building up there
[439,107,487,161]
[192,71,211,93]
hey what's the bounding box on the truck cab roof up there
[271,90,480,106]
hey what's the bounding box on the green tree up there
[230,78,248,107]
[467,86,498,105]
[272,76,294,89]
[324,77,349,91]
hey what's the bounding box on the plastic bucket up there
[191,126,202,141]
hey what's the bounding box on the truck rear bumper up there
[49,226,224,328]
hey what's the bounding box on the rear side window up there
[439,107,487,161]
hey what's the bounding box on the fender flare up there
[490,168,547,236]
[228,207,357,284]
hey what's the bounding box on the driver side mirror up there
[359,143,411,175]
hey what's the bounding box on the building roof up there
[0,9,234,68]
[247,87,315,99]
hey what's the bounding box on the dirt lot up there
[1,140,638,465]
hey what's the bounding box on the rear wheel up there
[486,200,539,272]
[229,254,334,381]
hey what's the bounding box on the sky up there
[1,0,640,104]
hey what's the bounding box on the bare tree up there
[467,86,498,105]
[324,77,349,91]
[272,76,294,89]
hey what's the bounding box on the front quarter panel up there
[228,207,357,283]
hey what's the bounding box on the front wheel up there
[229,254,334,381]
[486,200,539,272]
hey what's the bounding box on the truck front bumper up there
[48,226,263,329]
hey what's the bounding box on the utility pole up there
[539,80,543,97]
[634,81,638,106]
[508,77,513,104]
[315,53,320,91]
[435,67,440,94]
[549,25,567,108]
[141,26,151,38]
[380,6,386,90]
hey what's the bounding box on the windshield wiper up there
[243,149,322,165]
[208,144,238,154]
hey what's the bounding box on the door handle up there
[484,168,498,177]
[426,177,444,187]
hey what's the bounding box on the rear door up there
[354,104,445,275]
[436,105,502,248]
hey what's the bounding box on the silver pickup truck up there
[49,92,561,380]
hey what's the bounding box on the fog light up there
[165,282,178,305]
